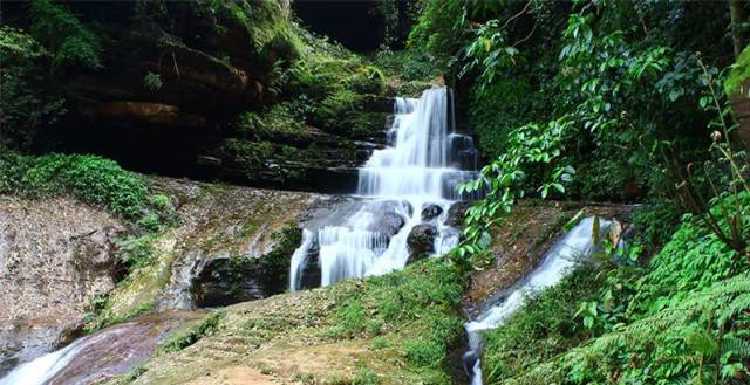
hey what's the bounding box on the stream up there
[463,217,612,385]
[0,312,199,385]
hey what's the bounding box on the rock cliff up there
[0,196,124,376]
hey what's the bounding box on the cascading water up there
[463,217,612,385]
[0,313,195,385]
[290,87,480,290]
[0,338,85,385]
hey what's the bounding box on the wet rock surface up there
[0,196,125,376]
[421,204,443,221]
[367,212,406,237]
[407,224,437,262]
[466,201,636,309]
[445,201,471,227]
[4,311,202,385]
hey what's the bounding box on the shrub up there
[352,367,380,385]
[29,0,101,70]
[0,28,66,150]
[0,151,172,229]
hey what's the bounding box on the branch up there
[513,21,538,47]
[502,1,532,31]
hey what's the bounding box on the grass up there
[158,311,224,353]
[328,258,466,383]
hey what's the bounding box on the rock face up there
[103,178,319,315]
[370,212,406,237]
[407,224,437,263]
[192,226,302,308]
[0,196,125,376]
[421,204,444,221]
[193,258,269,308]
[0,177,325,376]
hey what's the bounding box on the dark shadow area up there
[293,0,385,52]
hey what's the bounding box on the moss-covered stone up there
[101,259,466,385]
[84,177,317,330]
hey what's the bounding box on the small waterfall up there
[290,87,480,290]
[289,229,315,291]
[0,338,85,385]
[464,217,611,385]
[0,314,192,385]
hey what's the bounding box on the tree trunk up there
[730,0,746,57]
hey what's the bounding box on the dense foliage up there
[404,0,750,383]
[2,1,750,383]
[0,151,172,228]
[481,196,750,384]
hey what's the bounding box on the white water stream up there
[289,87,479,290]
[0,340,84,385]
[464,217,611,385]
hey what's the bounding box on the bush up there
[348,66,386,95]
[29,0,101,70]
[0,27,66,150]
[352,367,380,385]
[0,151,171,228]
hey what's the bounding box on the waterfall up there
[0,315,192,385]
[289,229,315,291]
[290,87,479,290]
[0,338,85,385]
[463,217,611,385]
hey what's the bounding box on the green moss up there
[725,45,750,96]
[158,311,224,353]
[329,258,465,380]
[87,230,179,329]
[84,298,155,334]
[199,0,300,57]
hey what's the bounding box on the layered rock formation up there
[0,196,125,376]
[0,177,325,375]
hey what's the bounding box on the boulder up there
[421,204,443,221]
[407,224,437,263]
[192,257,267,308]
[445,201,471,227]
[367,212,405,237]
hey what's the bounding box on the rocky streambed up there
[0,177,324,378]
[0,173,634,385]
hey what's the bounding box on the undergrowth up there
[481,196,750,385]
[0,151,172,229]
[329,258,465,384]
[158,311,224,353]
